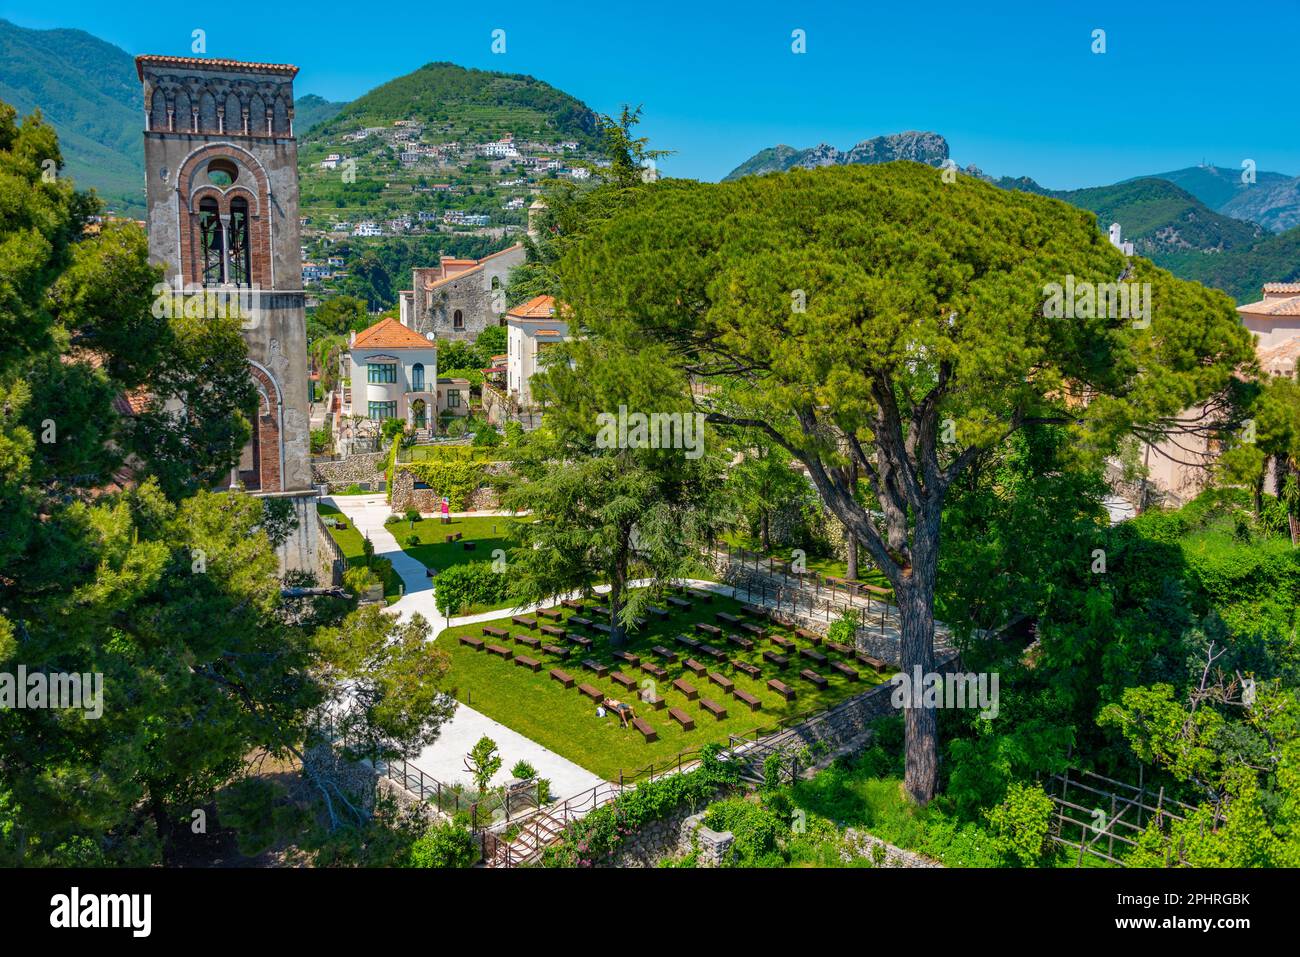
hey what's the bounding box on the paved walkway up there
[324,494,604,795]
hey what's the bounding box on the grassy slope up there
[317,502,402,603]
[389,513,518,614]
[436,590,884,780]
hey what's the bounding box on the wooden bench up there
[513,654,541,672]
[511,616,538,629]
[482,625,509,639]
[651,645,678,662]
[566,635,593,649]
[800,668,828,689]
[668,707,695,731]
[698,644,727,661]
[632,717,658,742]
[740,622,767,639]
[582,659,609,677]
[763,650,790,668]
[733,660,762,679]
[539,625,567,640]
[642,693,666,711]
[462,541,476,551]
[514,634,541,649]
[716,612,741,626]
[591,604,611,616]
[825,640,853,655]
[578,683,603,702]
[741,604,770,619]
[699,697,728,720]
[708,672,735,693]
[640,661,668,680]
[567,616,593,629]
[561,598,586,611]
[612,650,640,666]
[694,622,721,637]
[538,607,563,621]
[683,658,706,675]
[796,628,822,644]
[666,596,693,610]
[830,661,860,682]
[611,671,637,691]
[726,633,754,651]
[590,623,612,635]
[486,643,511,658]
[768,678,796,701]
[549,668,574,688]
[459,635,485,650]
[542,644,569,658]
[687,588,713,603]
[648,605,670,619]
[855,652,889,672]
[672,678,698,700]
[674,634,701,650]
[799,647,828,665]
[733,688,762,712]
[769,635,796,651]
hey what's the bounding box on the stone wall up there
[609,790,731,868]
[841,828,942,867]
[388,461,506,513]
[311,450,388,490]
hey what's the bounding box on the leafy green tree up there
[725,436,809,552]
[312,295,370,336]
[558,163,1255,802]
[465,736,502,797]
[502,333,723,644]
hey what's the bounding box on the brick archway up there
[243,362,283,492]
[175,143,273,288]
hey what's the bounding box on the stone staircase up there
[486,809,569,867]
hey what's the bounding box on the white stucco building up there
[337,318,469,437]
[506,295,569,409]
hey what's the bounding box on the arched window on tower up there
[453,309,464,330]
[199,197,224,285]
[411,362,424,392]
[227,197,251,286]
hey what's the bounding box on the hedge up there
[398,445,494,510]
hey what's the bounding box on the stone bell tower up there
[137,54,317,570]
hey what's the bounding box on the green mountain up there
[1130,165,1291,214]
[0,18,143,215]
[1047,178,1263,259]
[0,19,355,217]
[304,61,600,148]
[294,93,347,135]
[1158,226,1300,302]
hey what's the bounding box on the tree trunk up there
[610,538,629,646]
[896,517,940,804]
[845,462,859,580]
[760,511,771,552]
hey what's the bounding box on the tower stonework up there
[137,54,317,571]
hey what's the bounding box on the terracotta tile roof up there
[423,264,482,290]
[1264,283,1300,295]
[351,318,434,350]
[1257,337,1300,375]
[507,294,557,320]
[1238,296,1300,318]
[136,55,298,80]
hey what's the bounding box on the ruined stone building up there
[137,54,317,571]
[399,244,525,341]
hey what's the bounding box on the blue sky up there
[5,1,1299,187]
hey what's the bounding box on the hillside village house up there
[506,294,569,410]
[335,318,469,447]
[399,243,525,340]
[1133,282,1300,506]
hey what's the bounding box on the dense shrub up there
[541,745,740,867]
[435,561,511,615]
[399,446,493,510]
[405,814,477,868]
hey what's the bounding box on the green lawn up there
[435,588,885,781]
[389,513,521,613]
[318,502,402,604]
